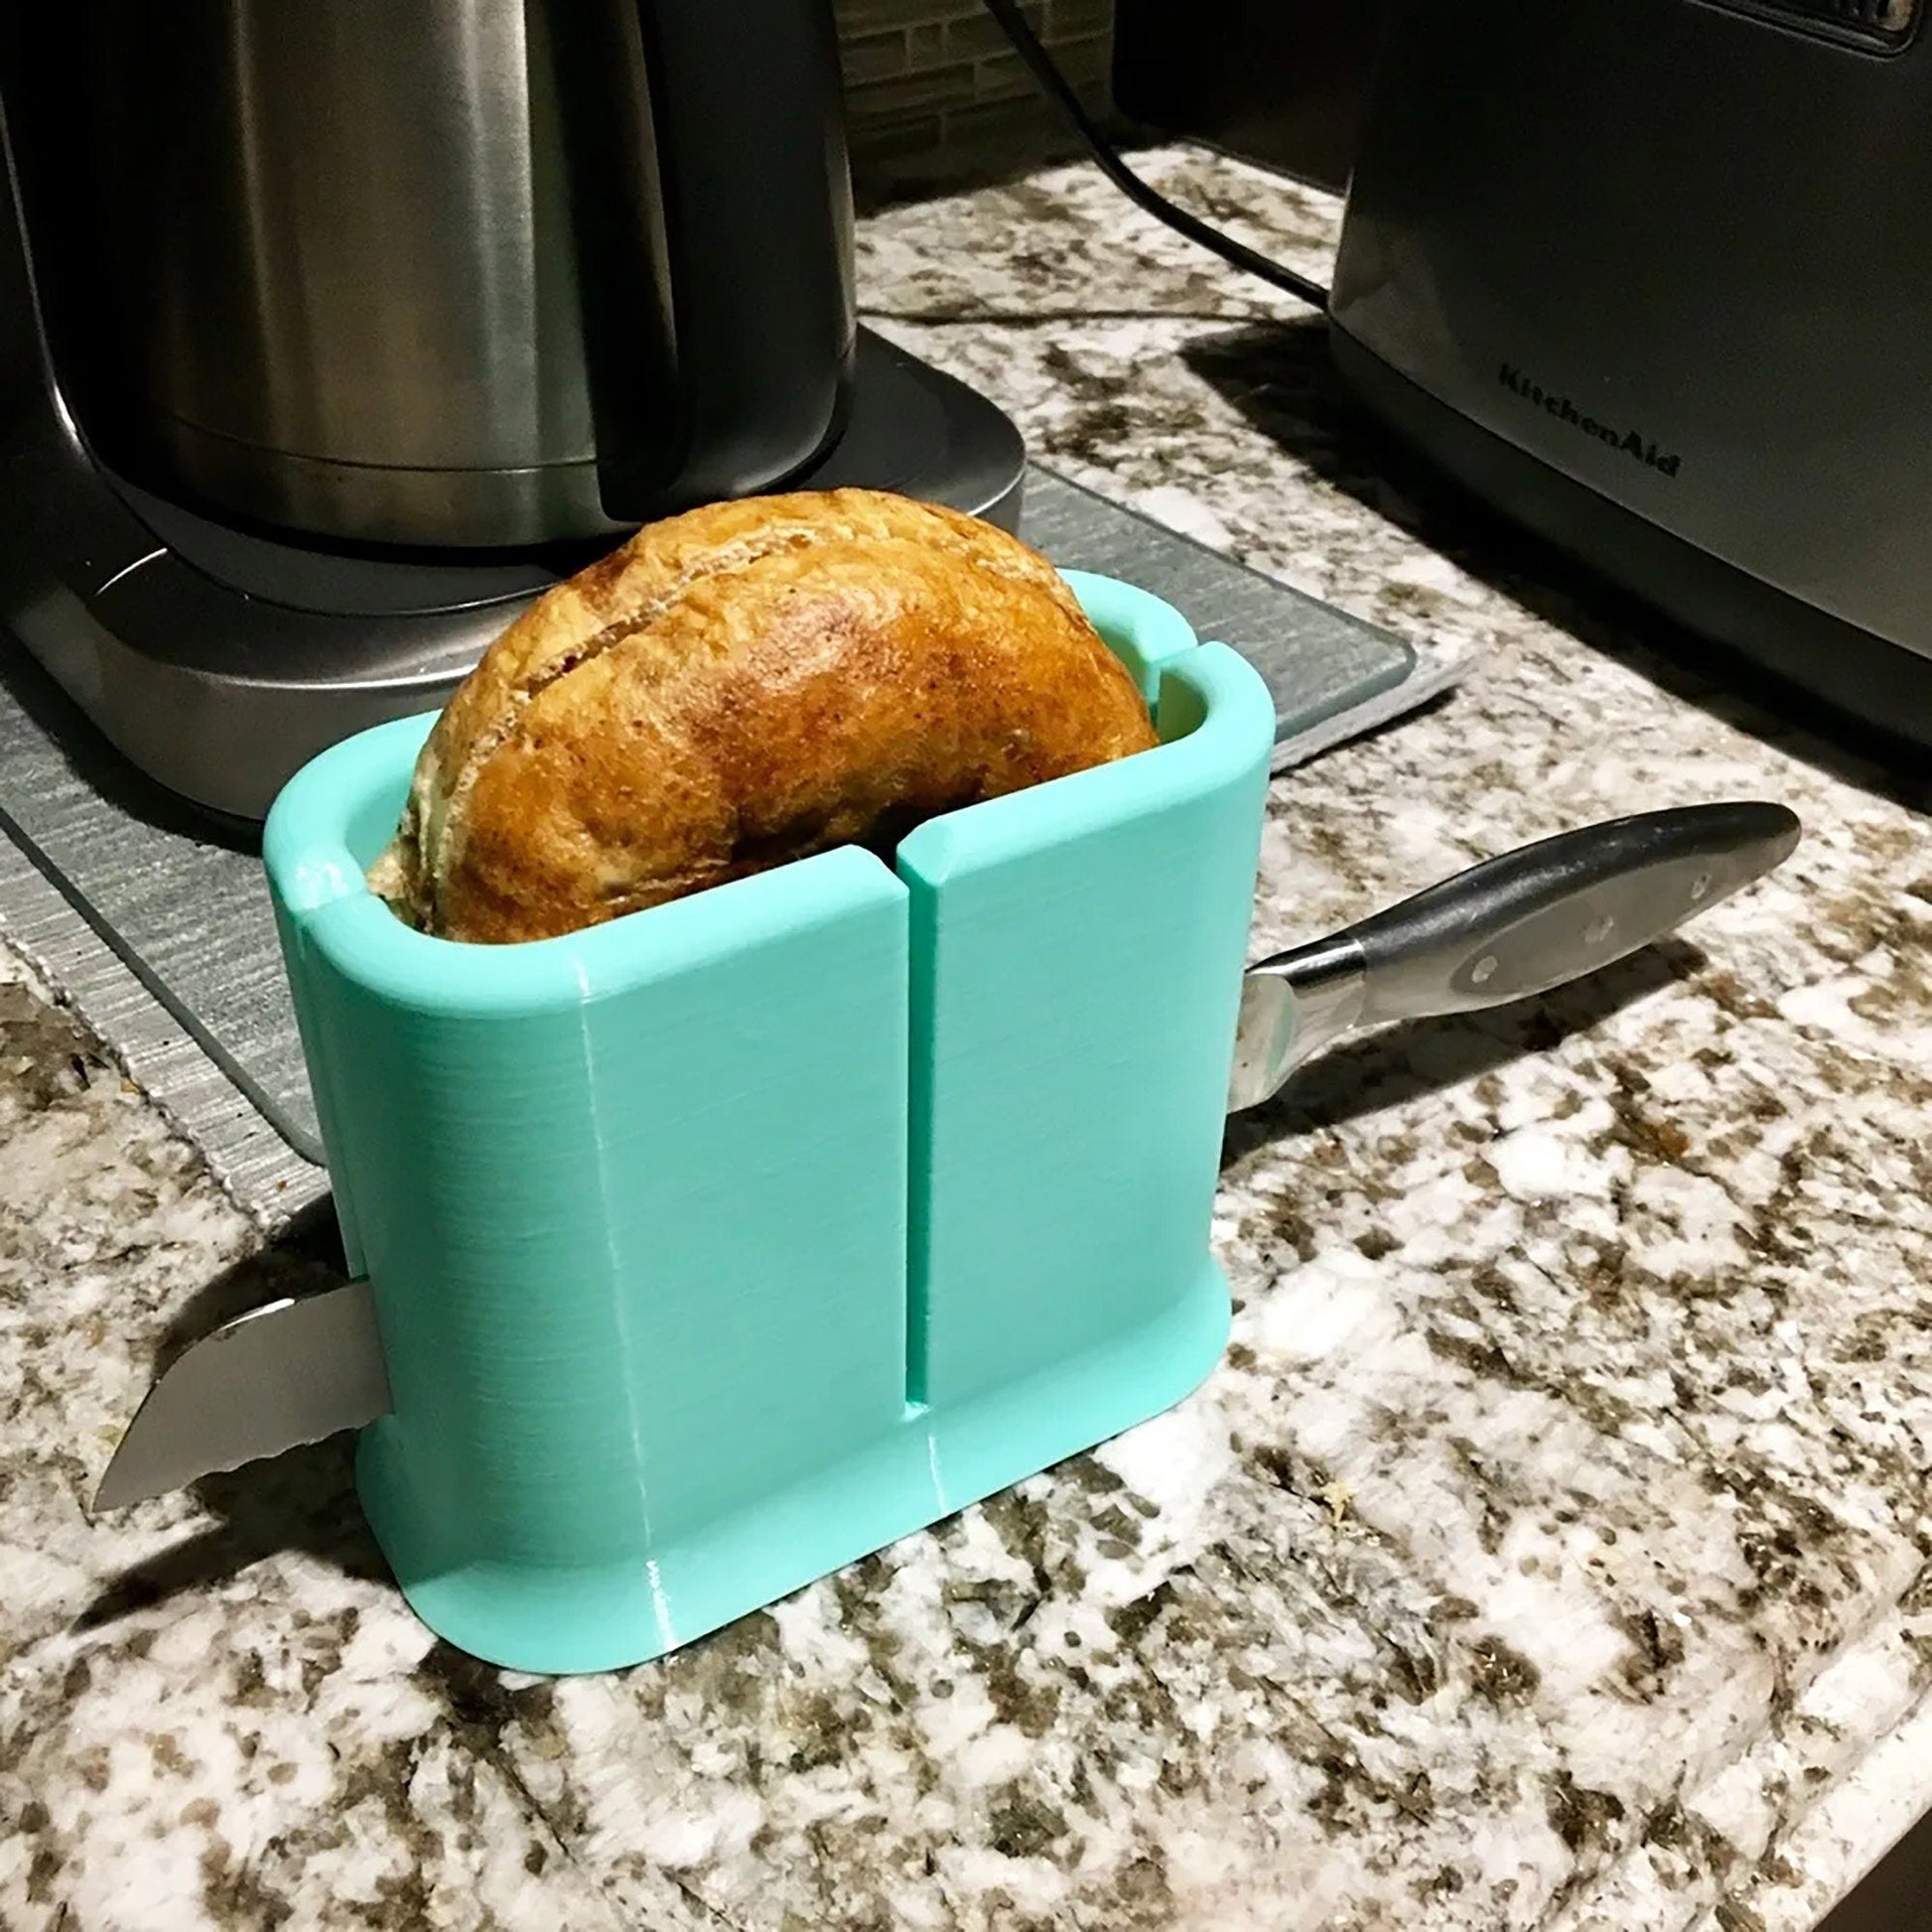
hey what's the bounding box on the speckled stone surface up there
[3,147,1930,1932]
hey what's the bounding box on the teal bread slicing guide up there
[261,571,1275,1674]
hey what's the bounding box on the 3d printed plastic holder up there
[262,572,1274,1673]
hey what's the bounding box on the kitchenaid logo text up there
[1497,364,1681,478]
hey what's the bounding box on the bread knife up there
[93,799,1800,1511]
[1228,798,1799,1109]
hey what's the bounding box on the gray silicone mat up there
[1024,469,1415,737]
[0,464,1455,1219]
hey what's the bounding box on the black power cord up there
[978,0,1331,313]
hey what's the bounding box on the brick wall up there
[833,0,1115,203]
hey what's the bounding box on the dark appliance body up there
[1329,0,1932,750]
[1112,0,1385,193]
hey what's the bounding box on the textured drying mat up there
[0,464,1471,1223]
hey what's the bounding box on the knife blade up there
[93,1279,390,1511]
[94,800,1801,1512]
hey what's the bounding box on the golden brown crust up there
[372,487,1158,944]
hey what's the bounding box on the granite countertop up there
[3,147,1931,1932]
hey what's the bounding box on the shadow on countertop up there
[77,1196,388,1630]
[75,1437,387,1632]
[1181,314,1932,814]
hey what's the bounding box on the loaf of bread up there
[369,487,1159,943]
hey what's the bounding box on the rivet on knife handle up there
[1228,800,1801,1112]
[93,1279,392,1512]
